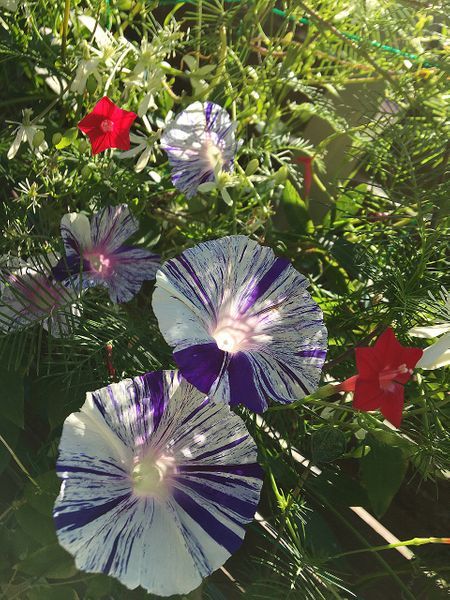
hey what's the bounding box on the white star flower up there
[117,115,159,173]
[7,109,47,160]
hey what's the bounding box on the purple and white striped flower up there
[52,204,160,304]
[0,259,80,337]
[152,236,327,413]
[160,102,240,198]
[54,371,263,597]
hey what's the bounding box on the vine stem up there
[329,537,450,561]
[319,497,418,600]
[61,0,71,61]
[0,433,40,489]
[197,0,202,67]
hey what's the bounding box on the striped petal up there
[54,371,263,597]
[160,102,239,198]
[0,264,81,337]
[152,235,327,412]
[105,247,160,303]
[60,213,92,259]
[91,204,139,253]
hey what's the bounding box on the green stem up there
[197,0,202,67]
[319,497,418,600]
[158,0,438,69]
[329,537,450,561]
[0,434,40,490]
[61,0,71,61]
[266,382,341,412]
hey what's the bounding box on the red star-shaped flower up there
[78,97,137,155]
[340,328,423,427]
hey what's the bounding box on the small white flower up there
[76,16,131,94]
[71,57,102,95]
[117,115,159,173]
[409,287,450,370]
[127,24,183,117]
[7,109,47,160]
[78,16,122,63]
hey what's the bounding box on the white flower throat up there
[132,452,175,500]
[203,138,223,170]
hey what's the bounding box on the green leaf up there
[24,471,60,515]
[55,127,78,150]
[309,467,370,508]
[182,54,197,71]
[329,238,361,279]
[85,574,113,598]
[27,585,79,600]
[16,503,57,546]
[0,419,20,476]
[221,188,233,206]
[19,543,77,579]
[360,434,409,517]
[311,427,346,463]
[0,366,24,428]
[282,180,313,234]
[299,510,342,560]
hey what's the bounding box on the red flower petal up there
[90,132,110,155]
[78,112,103,134]
[92,96,117,118]
[77,97,137,155]
[336,374,359,392]
[112,127,134,151]
[353,378,384,411]
[355,346,380,378]
[392,347,423,384]
[380,386,405,427]
[373,327,402,365]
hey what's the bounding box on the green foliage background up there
[0,0,449,598]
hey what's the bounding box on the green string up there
[157,0,436,68]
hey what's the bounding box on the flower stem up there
[61,0,71,61]
[266,382,341,412]
[0,433,40,490]
[329,537,450,561]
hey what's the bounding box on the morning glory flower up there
[54,370,263,597]
[7,109,47,160]
[152,235,327,413]
[160,102,240,198]
[52,204,160,303]
[409,287,450,370]
[0,258,80,337]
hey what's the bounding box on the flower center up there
[378,363,412,392]
[212,314,260,353]
[100,119,114,133]
[203,138,223,170]
[131,453,175,499]
[85,252,111,276]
